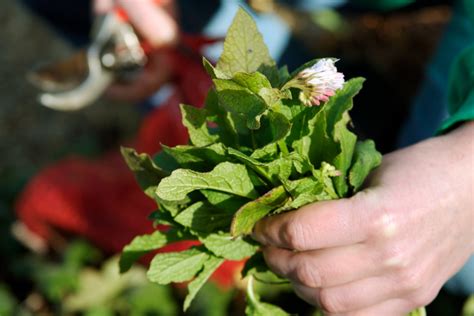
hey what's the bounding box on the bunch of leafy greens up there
[119,8,382,315]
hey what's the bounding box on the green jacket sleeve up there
[437,0,474,133]
[439,45,474,132]
[351,0,414,11]
[355,0,474,133]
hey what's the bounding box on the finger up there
[93,0,114,14]
[118,0,178,47]
[293,276,400,314]
[262,243,380,288]
[253,198,369,251]
[105,52,171,102]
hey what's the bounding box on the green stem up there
[277,140,289,156]
[247,275,258,304]
[324,182,339,200]
[407,307,426,316]
[250,130,257,150]
[281,78,298,91]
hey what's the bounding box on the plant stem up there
[278,140,289,156]
[251,130,257,150]
[247,275,257,304]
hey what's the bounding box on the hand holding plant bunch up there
[116,8,470,315]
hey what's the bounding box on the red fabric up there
[15,41,243,288]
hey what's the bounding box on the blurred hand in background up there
[94,0,178,102]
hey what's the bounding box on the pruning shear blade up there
[29,12,146,111]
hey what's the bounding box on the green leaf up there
[216,8,277,82]
[121,147,168,198]
[257,111,291,146]
[199,232,259,260]
[180,104,218,147]
[156,162,259,201]
[246,277,290,316]
[266,158,297,183]
[148,209,177,226]
[282,91,309,120]
[202,57,226,79]
[250,143,278,161]
[228,149,308,187]
[247,167,270,191]
[152,150,180,174]
[204,88,240,147]
[289,106,323,158]
[277,177,330,213]
[227,147,274,185]
[162,143,227,171]
[349,140,382,192]
[184,255,224,311]
[174,201,234,233]
[331,112,357,197]
[147,248,209,284]
[232,72,272,94]
[120,230,187,273]
[278,65,290,86]
[325,78,364,134]
[157,196,193,217]
[213,78,268,130]
[242,252,287,284]
[291,78,364,197]
[200,190,248,212]
[313,162,340,197]
[325,79,365,196]
[286,151,313,175]
[231,186,289,237]
[259,88,282,107]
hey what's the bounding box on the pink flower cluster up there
[297,59,345,106]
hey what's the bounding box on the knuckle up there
[293,259,321,287]
[281,218,308,250]
[397,267,423,293]
[381,243,410,270]
[369,209,400,241]
[318,289,345,314]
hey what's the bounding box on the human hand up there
[94,0,178,47]
[94,0,178,102]
[253,121,474,315]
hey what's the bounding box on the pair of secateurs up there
[28,5,151,111]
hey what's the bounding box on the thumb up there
[118,0,178,48]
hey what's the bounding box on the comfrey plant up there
[283,58,345,106]
[119,8,423,316]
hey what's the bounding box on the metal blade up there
[38,46,114,111]
[27,50,89,93]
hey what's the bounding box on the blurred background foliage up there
[0,0,471,315]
